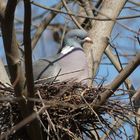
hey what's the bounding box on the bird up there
[33,29,93,84]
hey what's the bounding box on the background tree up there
[0,0,140,139]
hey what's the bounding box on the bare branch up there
[31,1,63,49]
[0,59,11,85]
[31,1,140,22]
[105,46,135,91]
[23,0,34,100]
[95,52,140,107]
[23,1,43,139]
[86,0,127,86]
[1,0,25,94]
[61,0,82,29]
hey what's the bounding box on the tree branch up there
[85,0,127,86]
[1,1,42,139]
[23,0,43,139]
[0,59,11,85]
[31,1,63,49]
[105,46,135,92]
[1,0,25,95]
[95,52,140,107]
[61,0,82,29]
[24,0,34,101]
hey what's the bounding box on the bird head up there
[63,29,93,47]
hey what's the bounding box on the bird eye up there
[74,36,79,39]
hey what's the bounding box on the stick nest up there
[0,81,135,139]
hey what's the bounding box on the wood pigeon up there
[33,29,92,84]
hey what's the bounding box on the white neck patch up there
[61,46,74,54]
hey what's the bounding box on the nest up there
[0,81,136,140]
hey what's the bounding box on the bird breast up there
[56,50,89,83]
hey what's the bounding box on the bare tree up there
[0,0,140,139]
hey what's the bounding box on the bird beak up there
[84,37,93,43]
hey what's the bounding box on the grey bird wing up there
[33,58,61,83]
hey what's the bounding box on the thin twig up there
[61,0,82,29]
[36,91,60,140]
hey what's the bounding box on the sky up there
[0,0,140,138]
[1,0,139,88]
